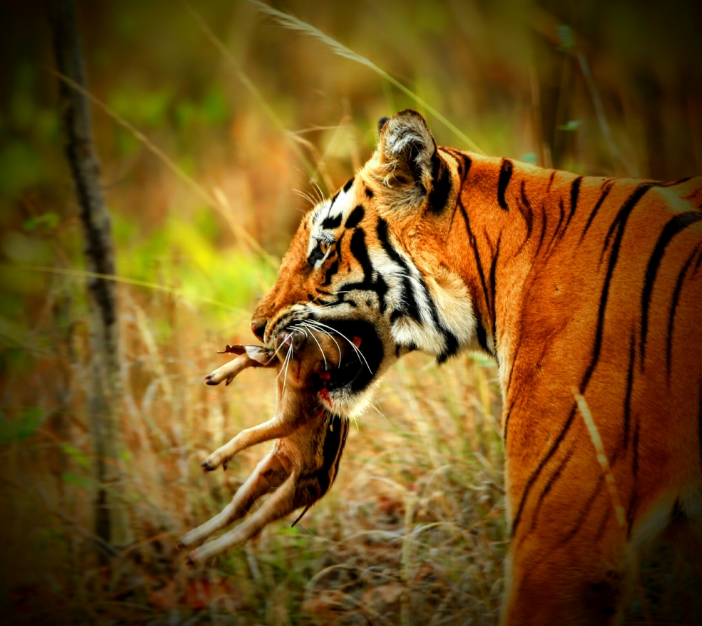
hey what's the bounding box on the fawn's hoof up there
[186,550,200,567]
[204,374,219,385]
[201,459,217,471]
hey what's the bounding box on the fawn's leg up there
[178,451,288,549]
[205,354,261,386]
[188,470,305,565]
[202,412,305,471]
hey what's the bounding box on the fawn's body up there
[178,328,349,564]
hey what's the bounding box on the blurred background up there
[1,0,701,624]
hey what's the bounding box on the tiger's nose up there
[251,319,267,341]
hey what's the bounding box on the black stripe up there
[511,405,577,536]
[476,324,490,354]
[546,171,556,192]
[345,205,365,229]
[497,159,513,211]
[417,275,459,364]
[517,180,533,243]
[321,214,342,230]
[377,218,421,322]
[543,198,565,258]
[622,331,636,448]
[349,229,373,281]
[444,149,472,232]
[564,176,583,232]
[579,179,614,246]
[345,227,389,314]
[506,335,522,392]
[555,474,605,547]
[334,232,345,266]
[406,270,459,364]
[322,259,339,286]
[640,211,702,366]
[343,178,354,193]
[442,147,472,184]
[528,445,576,533]
[503,404,513,442]
[661,177,692,187]
[604,184,654,256]
[428,152,452,214]
[626,421,641,538]
[458,199,491,332]
[316,413,347,495]
[666,246,699,380]
[535,204,548,256]
[488,235,501,351]
[332,418,349,483]
[364,186,373,199]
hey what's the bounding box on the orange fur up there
[251,110,702,624]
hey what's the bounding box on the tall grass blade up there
[248,0,484,154]
[182,2,327,192]
[572,388,653,625]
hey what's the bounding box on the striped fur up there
[252,110,702,624]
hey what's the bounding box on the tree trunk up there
[48,0,133,550]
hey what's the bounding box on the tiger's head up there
[252,110,478,416]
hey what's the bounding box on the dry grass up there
[0,282,506,625]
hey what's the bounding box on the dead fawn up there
[178,327,350,565]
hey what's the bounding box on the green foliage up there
[559,120,582,132]
[22,212,59,232]
[60,472,93,490]
[0,141,43,200]
[0,406,43,446]
[556,24,576,52]
[61,443,91,469]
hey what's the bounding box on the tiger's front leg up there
[501,414,634,625]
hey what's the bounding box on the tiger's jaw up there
[265,310,399,418]
[310,318,390,416]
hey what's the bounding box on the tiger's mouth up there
[325,320,384,394]
[288,318,385,399]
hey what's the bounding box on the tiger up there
[248,109,702,624]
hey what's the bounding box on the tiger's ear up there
[376,109,437,192]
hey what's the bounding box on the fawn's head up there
[273,328,355,397]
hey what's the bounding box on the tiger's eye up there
[308,239,332,266]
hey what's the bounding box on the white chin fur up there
[325,382,378,419]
